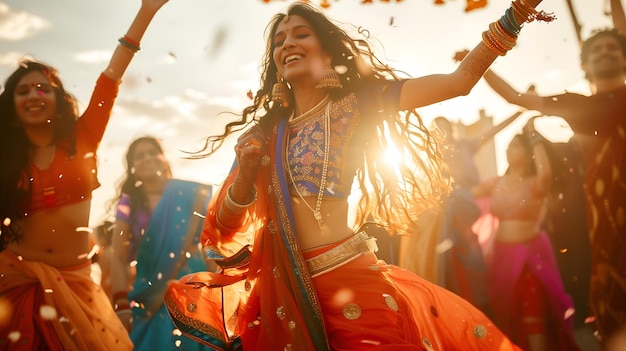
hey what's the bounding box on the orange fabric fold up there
[0,250,132,350]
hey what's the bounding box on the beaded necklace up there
[286,99,331,228]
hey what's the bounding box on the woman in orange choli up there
[0,1,169,350]
[164,2,553,350]
[471,118,580,351]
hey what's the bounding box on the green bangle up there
[118,37,141,52]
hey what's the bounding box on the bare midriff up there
[7,200,93,268]
[495,220,540,243]
[291,197,354,251]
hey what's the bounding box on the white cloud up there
[0,3,50,40]
[74,50,113,64]
[0,51,30,66]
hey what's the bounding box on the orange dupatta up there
[165,118,330,350]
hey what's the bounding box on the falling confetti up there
[40,305,58,320]
[207,26,228,59]
[563,308,575,320]
[435,238,453,254]
[75,227,93,234]
[8,331,21,343]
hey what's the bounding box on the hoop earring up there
[271,72,290,108]
[316,55,343,90]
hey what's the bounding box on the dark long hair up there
[0,60,79,250]
[106,137,173,223]
[193,3,448,235]
[509,130,568,198]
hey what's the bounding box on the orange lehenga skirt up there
[0,250,132,351]
[304,235,521,351]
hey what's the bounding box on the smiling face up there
[130,139,168,182]
[13,71,58,128]
[582,32,626,81]
[272,15,326,88]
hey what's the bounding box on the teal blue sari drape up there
[129,179,212,351]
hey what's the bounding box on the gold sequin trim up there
[187,303,197,313]
[276,306,286,320]
[384,295,398,311]
[342,303,361,320]
[262,155,270,166]
[422,337,434,350]
[473,324,487,338]
[288,321,296,330]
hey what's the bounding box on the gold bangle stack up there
[482,21,518,56]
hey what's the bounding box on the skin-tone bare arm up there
[400,43,498,109]
[612,0,626,35]
[482,70,547,111]
[103,0,169,82]
[399,0,544,110]
[474,110,524,149]
[525,117,552,193]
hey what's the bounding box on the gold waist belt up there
[305,231,378,277]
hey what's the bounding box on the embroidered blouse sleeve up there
[76,73,120,150]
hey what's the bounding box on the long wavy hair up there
[106,136,173,223]
[194,3,449,235]
[0,60,80,250]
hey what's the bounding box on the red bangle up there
[122,35,140,47]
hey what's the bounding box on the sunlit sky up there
[0,0,613,227]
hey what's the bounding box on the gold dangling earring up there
[271,72,289,108]
[316,55,343,90]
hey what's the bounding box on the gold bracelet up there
[490,22,517,49]
[482,31,507,56]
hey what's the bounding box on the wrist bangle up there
[226,185,256,208]
[118,36,141,52]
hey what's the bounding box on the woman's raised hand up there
[235,126,267,182]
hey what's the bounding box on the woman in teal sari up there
[109,136,212,350]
